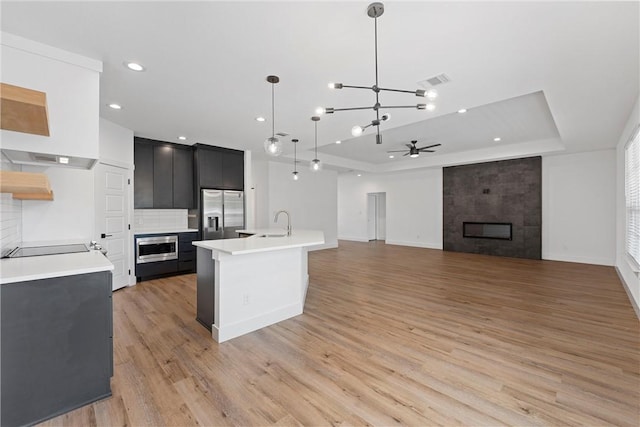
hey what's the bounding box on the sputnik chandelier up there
[318,2,438,144]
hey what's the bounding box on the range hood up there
[1,149,97,170]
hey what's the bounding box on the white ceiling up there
[1,1,638,173]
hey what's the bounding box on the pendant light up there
[317,2,438,144]
[264,75,283,156]
[310,116,322,172]
[292,138,299,181]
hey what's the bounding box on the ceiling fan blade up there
[405,143,414,149]
[403,152,410,156]
[387,150,408,153]
[418,149,435,153]
[417,143,441,150]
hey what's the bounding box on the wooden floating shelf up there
[12,191,54,201]
[0,171,54,201]
[1,82,50,136]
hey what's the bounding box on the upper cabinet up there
[134,140,244,209]
[194,144,244,191]
[134,138,194,209]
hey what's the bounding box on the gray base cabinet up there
[1,271,113,427]
[196,247,215,331]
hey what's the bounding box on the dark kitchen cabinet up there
[195,144,244,191]
[134,142,154,208]
[197,147,223,189]
[196,247,215,331]
[178,231,199,273]
[222,150,244,190]
[1,272,113,427]
[153,145,173,208]
[173,146,194,209]
[134,138,194,209]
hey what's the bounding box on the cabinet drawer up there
[178,260,195,272]
[179,240,196,253]
[135,260,177,278]
[180,250,195,262]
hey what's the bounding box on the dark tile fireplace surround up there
[443,157,542,259]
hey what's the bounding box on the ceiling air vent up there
[418,74,451,88]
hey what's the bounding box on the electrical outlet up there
[242,294,249,305]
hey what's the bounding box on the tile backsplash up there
[0,157,22,255]
[0,192,22,256]
[134,209,189,233]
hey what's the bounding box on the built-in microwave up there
[135,235,178,264]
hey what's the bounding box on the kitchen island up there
[192,229,324,343]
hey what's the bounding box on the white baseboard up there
[338,236,370,242]
[542,252,614,266]
[385,239,442,250]
[213,302,303,343]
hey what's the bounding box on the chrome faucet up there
[274,210,291,236]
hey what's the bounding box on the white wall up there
[99,118,134,167]
[0,33,101,159]
[616,95,640,316]
[21,165,95,243]
[542,150,616,265]
[252,160,338,249]
[339,154,618,264]
[251,160,270,229]
[338,169,443,248]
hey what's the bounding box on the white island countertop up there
[193,229,324,255]
[1,250,114,285]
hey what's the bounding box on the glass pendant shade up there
[264,136,283,156]
[292,171,299,181]
[264,75,282,157]
[310,158,322,171]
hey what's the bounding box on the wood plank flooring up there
[40,241,639,426]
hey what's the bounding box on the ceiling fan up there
[387,141,441,158]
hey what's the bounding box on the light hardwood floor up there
[41,241,639,426]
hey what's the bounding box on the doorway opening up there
[367,192,386,241]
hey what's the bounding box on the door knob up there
[101,233,113,238]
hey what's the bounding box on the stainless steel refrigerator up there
[201,189,245,240]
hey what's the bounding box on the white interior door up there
[367,193,377,241]
[95,162,131,291]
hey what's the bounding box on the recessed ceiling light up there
[357,174,362,177]
[178,136,187,141]
[108,103,122,110]
[494,137,501,142]
[255,116,266,122]
[335,140,341,144]
[388,155,394,159]
[457,109,467,114]
[124,62,145,72]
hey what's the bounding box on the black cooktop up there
[6,244,89,258]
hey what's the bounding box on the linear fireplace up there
[463,222,512,240]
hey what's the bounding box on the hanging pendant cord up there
[374,16,381,132]
[294,140,297,172]
[314,122,318,158]
[271,83,275,139]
